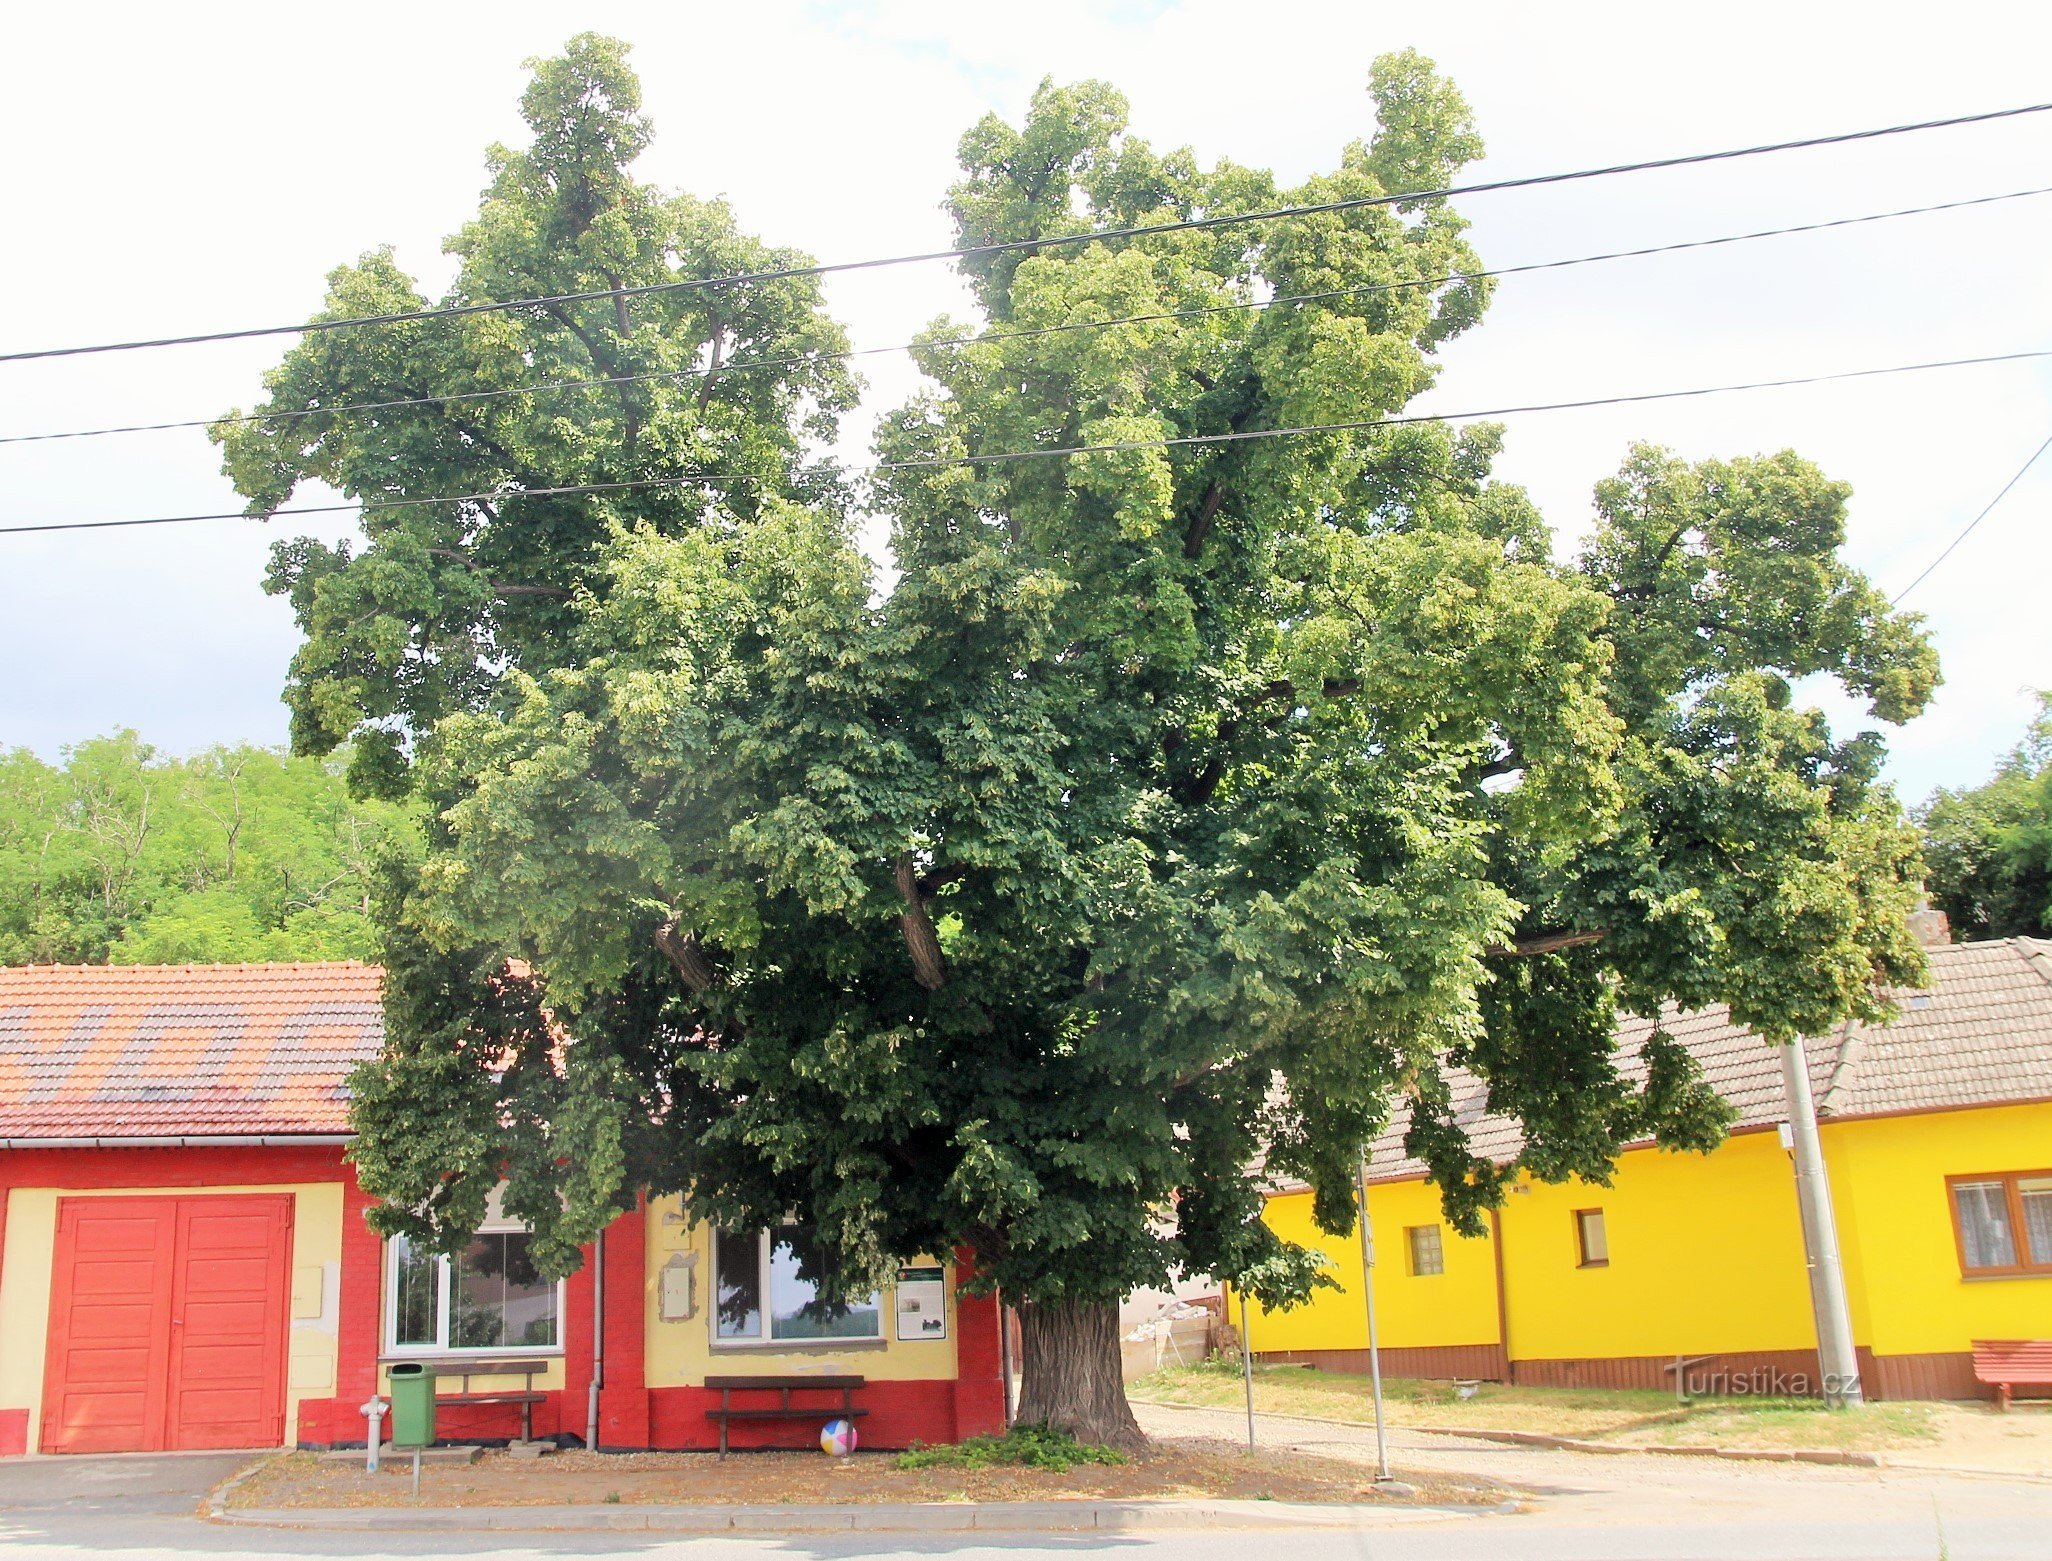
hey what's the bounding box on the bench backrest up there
[703,1374,867,1392]
[423,1358,551,1378]
[1969,1340,2052,1378]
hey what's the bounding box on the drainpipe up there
[587,1226,606,1450]
[1780,1037,1863,1407]
[1488,1205,1513,1384]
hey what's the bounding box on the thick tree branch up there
[654,920,718,992]
[1475,747,1523,781]
[426,549,568,601]
[895,853,949,990]
[1483,927,1609,957]
[1180,402,1259,559]
[1182,480,1228,559]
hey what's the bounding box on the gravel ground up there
[1132,1399,2052,1532]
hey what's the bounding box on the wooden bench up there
[703,1374,867,1456]
[1971,1340,2052,1410]
[418,1357,551,1443]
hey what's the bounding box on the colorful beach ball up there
[820,1417,859,1456]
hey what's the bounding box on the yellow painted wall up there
[1250,1101,2052,1373]
[1826,1101,2052,1355]
[1497,1130,1816,1359]
[1234,1181,1500,1353]
[0,1183,344,1452]
[641,1194,959,1385]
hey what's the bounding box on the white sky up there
[1,0,2047,805]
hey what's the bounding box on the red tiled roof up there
[1267,938,2052,1190]
[0,962,384,1142]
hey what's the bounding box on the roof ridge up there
[2014,937,2052,988]
[0,959,376,975]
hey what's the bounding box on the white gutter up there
[0,1134,354,1149]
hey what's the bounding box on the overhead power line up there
[1890,432,2052,603]
[5,346,2047,537]
[5,100,2051,366]
[7,184,2047,449]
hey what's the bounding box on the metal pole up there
[1355,1151,1393,1481]
[1238,1289,1256,1452]
[1780,1037,1864,1407]
[587,1224,606,1449]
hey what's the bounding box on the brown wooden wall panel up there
[1870,1352,1985,1402]
[1258,1344,1510,1381]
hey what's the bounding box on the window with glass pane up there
[1406,1224,1445,1277]
[715,1229,763,1339]
[386,1227,561,1353]
[450,1233,558,1349]
[711,1226,882,1344]
[1575,1208,1609,1267]
[770,1226,882,1340]
[2021,1178,2052,1267]
[390,1235,440,1347]
[1954,1180,2018,1270]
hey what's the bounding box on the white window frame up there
[711,1227,885,1349]
[383,1197,565,1357]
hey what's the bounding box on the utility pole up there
[1355,1151,1394,1481]
[1238,1289,1257,1452]
[1780,1036,1863,1407]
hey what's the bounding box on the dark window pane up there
[769,1225,881,1340]
[1955,1181,2018,1269]
[451,1232,558,1349]
[391,1236,439,1347]
[715,1229,762,1339]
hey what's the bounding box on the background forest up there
[0,733,413,966]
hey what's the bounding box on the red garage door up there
[41,1195,292,1454]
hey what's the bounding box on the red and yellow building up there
[0,962,1004,1457]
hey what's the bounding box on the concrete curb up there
[205,1452,290,1520]
[212,1496,1505,1534]
[1132,1398,1887,1467]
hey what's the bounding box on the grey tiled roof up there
[1336,937,2052,1186]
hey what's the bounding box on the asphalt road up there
[3,1416,2048,1561]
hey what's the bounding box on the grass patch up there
[895,1425,1127,1473]
[1131,1360,1942,1450]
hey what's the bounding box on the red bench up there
[703,1373,868,1456]
[1970,1340,2052,1409]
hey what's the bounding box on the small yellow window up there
[1405,1224,1445,1277]
[1575,1208,1609,1268]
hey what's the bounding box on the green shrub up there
[895,1424,1127,1473]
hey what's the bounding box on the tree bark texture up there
[894,854,949,990]
[654,921,717,991]
[1011,1296,1145,1450]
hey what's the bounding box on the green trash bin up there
[387,1363,436,1448]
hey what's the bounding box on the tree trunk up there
[1011,1296,1144,1450]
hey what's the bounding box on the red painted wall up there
[4,1147,998,1455]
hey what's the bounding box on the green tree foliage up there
[212,32,855,801]
[0,733,413,966]
[1917,693,2052,939]
[222,41,1938,1443]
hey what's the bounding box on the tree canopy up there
[0,732,411,965]
[221,38,1940,1443]
[1918,693,2052,940]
